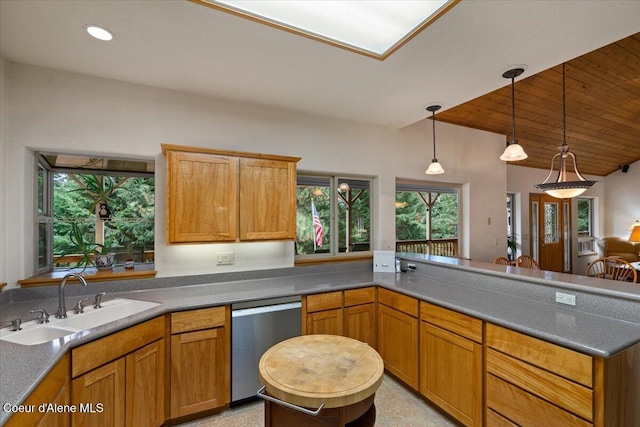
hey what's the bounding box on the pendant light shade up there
[425,105,444,175]
[500,68,528,162]
[534,64,598,198]
[629,220,640,242]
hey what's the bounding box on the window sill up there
[18,264,156,288]
[295,253,372,266]
[578,251,598,257]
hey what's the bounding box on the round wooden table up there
[258,334,384,427]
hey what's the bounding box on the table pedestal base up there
[264,393,376,427]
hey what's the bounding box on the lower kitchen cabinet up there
[5,353,70,427]
[302,291,343,336]
[343,287,376,348]
[170,305,230,418]
[70,317,165,427]
[486,323,594,427]
[302,287,377,346]
[377,288,419,390]
[419,302,483,427]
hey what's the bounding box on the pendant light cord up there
[562,63,567,147]
[431,109,437,159]
[511,75,516,144]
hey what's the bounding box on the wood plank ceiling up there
[436,32,640,177]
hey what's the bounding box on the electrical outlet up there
[216,252,234,265]
[555,292,576,306]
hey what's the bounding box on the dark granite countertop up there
[1,256,639,425]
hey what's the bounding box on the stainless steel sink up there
[0,298,161,346]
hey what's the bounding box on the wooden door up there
[420,322,482,426]
[530,193,571,272]
[377,304,418,389]
[72,359,126,427]
[344,303,376,348]
[166,151,238,243]
[170,327,228,418]
[239,158,296,240]
[306,309,343,336]
[125,340,164,427]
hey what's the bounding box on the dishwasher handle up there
[232,301,301,318]
[257,386,325,416]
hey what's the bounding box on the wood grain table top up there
[259,334,384,409]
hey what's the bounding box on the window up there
[296,175,372,256]
[395,181,459,256]
[506,193,517,259]
[577,197,596,255]
[35,153,155,273]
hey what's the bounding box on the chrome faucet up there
[56,273,88,319]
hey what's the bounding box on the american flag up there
[312,200,323,250]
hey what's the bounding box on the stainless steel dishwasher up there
[231,296,301,405]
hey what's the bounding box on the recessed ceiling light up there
[85,25,114,41]
[194,0,459,60]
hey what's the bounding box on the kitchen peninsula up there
[1,255,639,426]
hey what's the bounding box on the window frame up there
[35,156,54,274]
[296,173,374,259]
[394,180,461,257]
[576,197,597,256]
[34,152,155,274]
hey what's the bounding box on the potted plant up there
[124,243,135,269]
[56,223,114,271]
[507,234,518,261]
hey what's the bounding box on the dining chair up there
[585,257,638,283]
[493,257,512,265]
[515,255,540,269]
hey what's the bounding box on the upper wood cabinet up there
[165,150,238,243]
[239,158,297,240]
[162,144,300,244]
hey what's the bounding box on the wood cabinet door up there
[72,358,126,427]
[166,151,238,243]
[377,304,418,390]
[305,308,343,336]
[6,354,70,427]
[125,340,164,427]
[344,303,376,348]
[170,327,229,418]
[420,322,482,427]
[239,158,296,240]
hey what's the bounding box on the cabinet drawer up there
[487,374,592,427]
[72,316,165,378]
[344,287,376,307]
[420,301,483,343]
[305,291,343,313]
[171,306,227,334]
[487,348,593,421]
[486,323,592,387]
[378,288,418,317]
[486,408,520,427]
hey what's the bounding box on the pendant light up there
[499,68,528,161]
[534,63,598,198]
[425,105,444,175]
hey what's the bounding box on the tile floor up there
[177,374,458,426]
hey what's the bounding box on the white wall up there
[2,62,508,288]
[603,159,640,238]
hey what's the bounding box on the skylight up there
[194,0,458,59]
